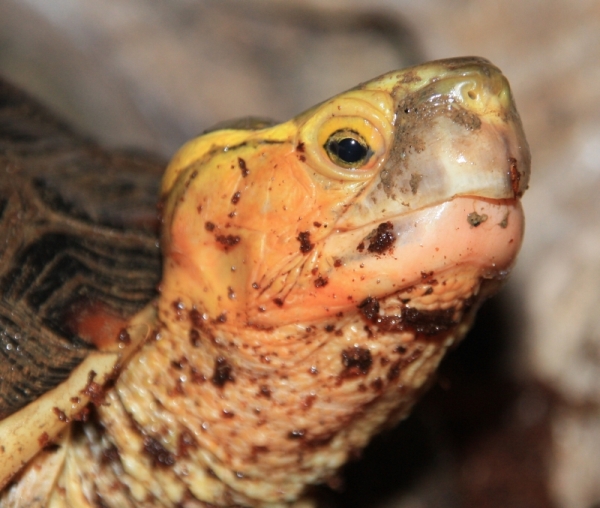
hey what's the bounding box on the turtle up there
[0,57,530,507]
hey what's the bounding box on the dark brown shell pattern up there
[0,77,162,421]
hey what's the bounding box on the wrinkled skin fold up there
[0,57,530,507]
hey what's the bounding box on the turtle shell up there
[0,77,162,486]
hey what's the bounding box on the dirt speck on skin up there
[409,173,422,194]
[52,407,69,422]
[212,356,234,387]
[297,231,314,253]
[38,432,50,448]
[238,157,249,177]
[400,71,422,84]
[367,222,395,253]
[216,234,241,250]
[341,346,373,376]
[83,370,106,406]
[189,309,203,328]
[358,296,380,321]
[189,329,201,347]
[508,157,522,197]
[451,108,482,130]
[314,276,329,288]
[467,212,488,227]
[403,305,463,335]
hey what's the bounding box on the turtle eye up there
[297,93,393,181]
[325,129,373,169]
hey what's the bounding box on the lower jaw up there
[330,195,525,292]
[250,196,524,327]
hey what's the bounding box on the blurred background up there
[1,1,599,506]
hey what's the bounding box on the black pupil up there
[329,137,367,164]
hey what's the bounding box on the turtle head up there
[159,57,529,330]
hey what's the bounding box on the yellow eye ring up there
[296,91,394,181]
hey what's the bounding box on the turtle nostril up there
[467,90,477,100]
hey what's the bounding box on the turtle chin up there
[248,195,524,328]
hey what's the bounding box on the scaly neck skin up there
[100,259,486,507]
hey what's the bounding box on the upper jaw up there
[337,58,530,229]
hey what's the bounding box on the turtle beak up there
[337,57,530,229]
